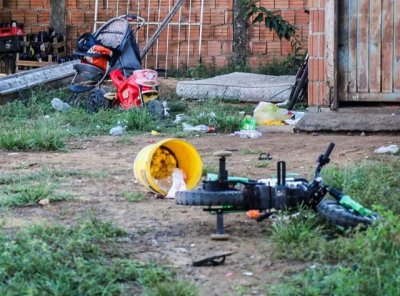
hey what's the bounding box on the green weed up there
[0,121,67,151]
[268,157,400,295]
[270,209,326,261]
[240,148,263,155]
[0,217,196,295]
[321,156,400,214]
[202,164,219,176]
[125,107,157,132]
[123,192,146,202]
[0,182,69,207]
[254,160,270,168]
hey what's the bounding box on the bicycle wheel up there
[87,88,112,113]
[287,66,308,110]
[317,199,380,228]
[176,189,244,206]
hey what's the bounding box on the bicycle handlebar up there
[324,143,335,159]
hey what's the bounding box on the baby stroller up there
[68,14,161,114]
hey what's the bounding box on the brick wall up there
[308,0,328,107]
[1,0,309,71]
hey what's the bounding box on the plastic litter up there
[240,115,256,130]
[232,130,262,139]
[374,144,399,154]
[182,123,215,133]
[166,168,187,198]
[253,102,291,125]
[109,122,125,136]
[173,114,186,124]
[162,101,170,117]
[51,98,71,113]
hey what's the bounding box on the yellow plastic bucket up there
[134,138,203,195]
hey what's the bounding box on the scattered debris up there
[192,252,233,267]
[166,168,187,199]
[38,198,50,206]
[109,123,125,136]
[183,123,215,133]
[374,144,399,154]
[253,102,291,125]
[258,153,272,160]
[232,130,262,139]
[242,271,254,277]
[173,114,186,124]
[51,98,71,113]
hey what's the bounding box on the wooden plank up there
[381,0,394,92]
[357,0,370,92]
[369,0,381,92]
[348,0,358,93]
[395,0,400,91]
[342,92,400,102]
[337,0,349,101]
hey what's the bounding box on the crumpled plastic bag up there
[166,168,187,198]
[374,144,399,154]
[253,102,292,126]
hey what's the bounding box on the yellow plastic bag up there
[253,102,291,126]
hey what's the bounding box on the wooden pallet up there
[15,37,66,72]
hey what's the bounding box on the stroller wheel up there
[87,88,113,113]
[146,99,164,118]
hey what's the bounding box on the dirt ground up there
[1,132,399,295]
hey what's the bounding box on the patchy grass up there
[321,156,400,214]
[202,164,219,176]
[0,168,110,207]
[123,192,146,202]
[240,148,263,155]
[254,160,271,168]
[267,156,400,295]
[125,107,157,132]
[0,217,197,295]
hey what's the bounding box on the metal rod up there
[176,5,182,69]
[140,0,185,60]
[155,0,162,69]
[186,0,193,69]
[116,0,119,17]
[145,0,152,67]
[93,0,99,32]
[198,0,205,62]
[165,0,172,77]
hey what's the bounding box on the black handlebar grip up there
[324,143,335,158]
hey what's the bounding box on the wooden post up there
[325,0,338,110]
[232,0,249,67]
[51,0,66,37]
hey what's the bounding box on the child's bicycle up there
[176,143,380,239]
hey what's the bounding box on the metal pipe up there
[145,0,152,67]
[176,5,182,69]
[93,0,99,32]
[198,0,205,63]
[155,0,162,69]
[186,0,193,69]
[165,0,172,77]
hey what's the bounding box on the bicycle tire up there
[176,190,244,206]
[287,66,308,110]
[87,88,112,113]
[317,199,380,228]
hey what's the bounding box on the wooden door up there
[338,0,400,102]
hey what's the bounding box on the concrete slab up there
[0,60,78,104]
[176,72,295,102]
[296,110,400,132]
